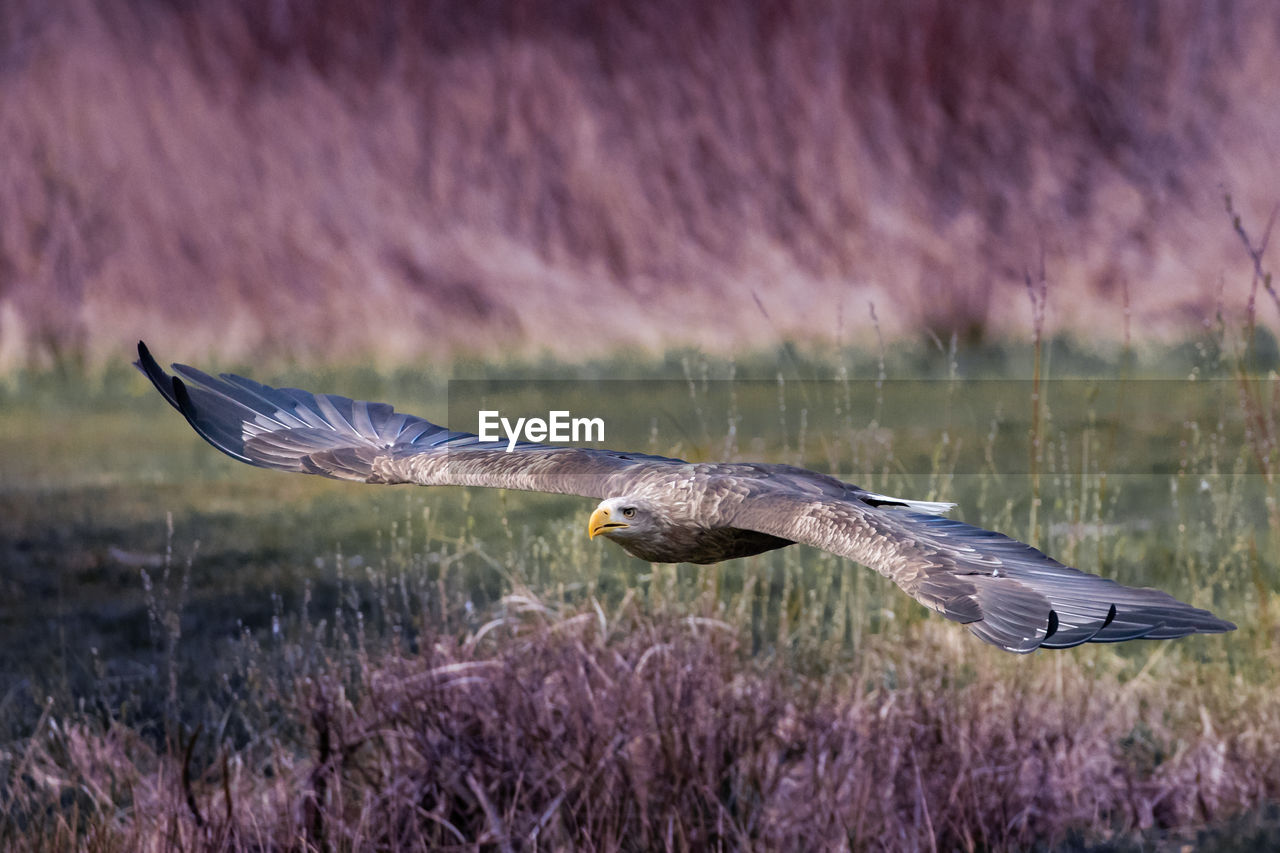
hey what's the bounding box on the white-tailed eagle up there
[135,342,1235,653]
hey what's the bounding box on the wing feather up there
[350,399,378,439]
[726,488,1235,653]
[135,342,682,499]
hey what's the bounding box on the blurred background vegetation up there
[2,0,1279,369]
[4,0,1280,849]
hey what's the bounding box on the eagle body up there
[134,342,1236,654]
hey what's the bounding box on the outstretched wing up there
[726,488,1235,653]
[135,341,682,499]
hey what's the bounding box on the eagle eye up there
[621,506,636,518]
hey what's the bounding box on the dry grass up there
[4,596,1277,852]
[2,0,1279,369]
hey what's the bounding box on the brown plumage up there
[134,342,1236,654]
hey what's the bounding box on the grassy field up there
[2,335,1279,849]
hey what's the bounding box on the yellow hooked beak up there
[588,506,629,539]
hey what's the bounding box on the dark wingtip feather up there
[134,340,182,411]
[172,376,193,416]
[134,341,158,379]
[135,343,449,478]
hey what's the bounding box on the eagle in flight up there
[135,342,1234,653]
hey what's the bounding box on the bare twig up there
[1226,193,1280,321]
[1024,259,1048,546]
[181,724,205,829]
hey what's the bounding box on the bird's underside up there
[134,341,1236,654]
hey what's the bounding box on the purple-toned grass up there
[2,0,1279,368]
[5,599,1276,852]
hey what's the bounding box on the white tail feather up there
[863,491,957,515]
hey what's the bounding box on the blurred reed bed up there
[2,0,1279,369]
